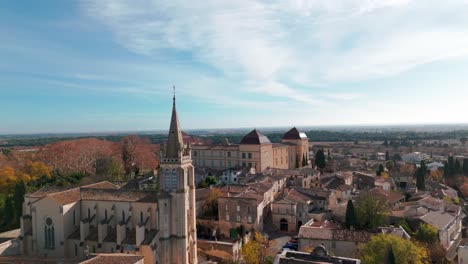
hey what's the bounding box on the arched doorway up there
[280,219,288,232]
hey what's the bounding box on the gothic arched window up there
[164,169,170,191]
[44,217,55,249]
[171,169,178,190]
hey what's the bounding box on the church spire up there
[165,86,184,158]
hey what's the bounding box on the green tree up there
[314,149,326,170]
[361,234,429,264]
[3,196,14,228]
[376,164,385,176]
[13,180,26,222]
[302,153,307,167]
[385,151,390,161]
[345,200,356,229]
[295,154,300,169]
[416,161,427,191]
[355,191,389,229]
[202,188,223,217]
[197,175,218,188]
[385,160,394,171]
[463,158,468,176]
[392,153,402,161]
[414,223,438,245]
[445,156,455,178]
[454,159,462,174]
[388,245,396,264]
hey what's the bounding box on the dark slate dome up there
[282,127,308,140]
[239,129,271,145]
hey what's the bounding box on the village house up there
[391,194,464,260]
[321,176,353,203]
[298,219,410,258]
[298,219,370,258]
[353,171,376,190]
[402,152,430,164]
[216,174,287,238]
[368,188,405,208]
[274,245,361,264]
[374,177,396,191]
[271,187,338,233]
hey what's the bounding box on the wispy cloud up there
[80,0,468,105]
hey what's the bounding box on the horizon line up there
[2,122,468,137]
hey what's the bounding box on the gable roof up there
[80,188,158,203]
[282,127,308,140]
[27,186,71,198]
[31,181,120,205]
[420,210,456,231]
[239,129,271,144]
[284,188,312,204]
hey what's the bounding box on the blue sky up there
[1,0,468,134]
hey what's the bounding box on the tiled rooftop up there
[80,254,144,264]
[80,188,158,202]
[239,129,271,145]
[29,181,120,205]
[282,127,308,140]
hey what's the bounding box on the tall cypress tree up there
[302,153,307,166]
[345,200,356,229]
[385,151,390,161]
[295,154,299,169]
[13,181,26,222]
[376,164,385,176]
[455,159,462,175]
[388,245,396,264]
[463,158,468,176]
[448,156,455,177]
[315,149,326,170]
[416,160,426,191]
[3,196,14,228]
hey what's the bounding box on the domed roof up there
[239,129,271,145]
[282,127,308,140]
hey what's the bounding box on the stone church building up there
[20,95,197,263]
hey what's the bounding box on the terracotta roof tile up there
[80,188,158,202]
[27,186,70,198]
[80,254,144,264]
[48,188,81,205]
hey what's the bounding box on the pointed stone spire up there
[165,86,184,158]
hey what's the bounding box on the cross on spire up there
[166,85,184,158]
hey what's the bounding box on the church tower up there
[158,91,197,264]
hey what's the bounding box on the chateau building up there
[20,95,197,264]
[192,127,310,171]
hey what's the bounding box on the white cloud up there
[80,0,468,103]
